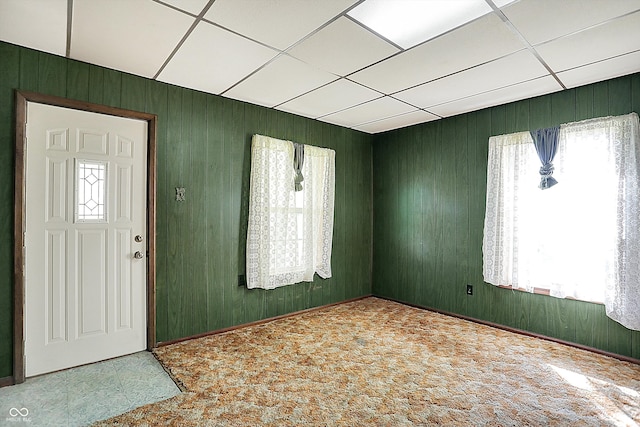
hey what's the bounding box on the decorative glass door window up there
[75,159,107,222]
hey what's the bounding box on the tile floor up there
[0,351,181,426]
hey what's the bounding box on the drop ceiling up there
[1,0,639,134]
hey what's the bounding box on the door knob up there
[135,235,144,243]
[134,251,144,259]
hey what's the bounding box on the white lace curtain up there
[246,134,335,290]
[483,113,640,330]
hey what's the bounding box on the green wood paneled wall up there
[0,42,372,378]
[372,72,640,359]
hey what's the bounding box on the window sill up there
[496,284,604,305]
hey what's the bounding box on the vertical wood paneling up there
[409,126,423,305]
[474,109,491,320]
[608,317,632,357]
[146,80,169,341]
[609,76,632,116]
[87,65,105,105]
[575,301,601,348]
[189,91,209,334]
[344,130,360,301]
[397,128,409,303]
[592,81,610,117]
[175,86,195,336]
[120,74,146,113]
[372,72,640,359]
[551,89,576,126]
[1,42,373,378]
[431,122,445,309]
[19,48,39,91]
[371,133,388,297]
[421,124,439,308]
[575,85,594,120]
[453,115,469,315]
[37,53,66,97]
[338,126,350,304]
[465,111,482,319]
[102,68,122,108]
[362,133,373,297]
[165,86,185,339]
[228,101,245,326]
[204,95,224,332]
[66,61,90,102]
[0,43,20,378]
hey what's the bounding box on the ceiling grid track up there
[65,0,73,57]
[152,0,218,80]
[11,0,635,133]
[487,1,567,90]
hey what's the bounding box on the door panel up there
[46,229,67,344]
[25,102,147,377]
[76,229,107,337]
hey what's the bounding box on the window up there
[76,160,107,222]
[246,134,335,290]
[482,113,640,330]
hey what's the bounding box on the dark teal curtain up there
[530,126,560,189]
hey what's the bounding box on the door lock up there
[134,251,144,259]
[134,235,144,243]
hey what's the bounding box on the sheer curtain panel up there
[246,134,335,290]
[483,113,640,330]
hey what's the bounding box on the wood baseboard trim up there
[157,295,372,347]
[0,376,14,388]
[376,296,640,366]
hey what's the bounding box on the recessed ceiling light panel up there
[348,0,493,49]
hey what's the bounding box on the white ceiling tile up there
[347,0,491,49]
[70,0,194,78]
[429,76,563,117]
[503,0,640,45]
[395,50,548,108]
[0,0,67,56]
[557,50,640,89]
[224,55,337,108]
[349,13,527,94]
[536,11,640,73]
[287,17,399,76]
[354,110,439,133]
[205,0,358,50]
[493,0,518,7]
[3,0,639,133]
[160,0,210,15]
[158,21,277,94]
[276,79,381,118]
[320,96,415,127]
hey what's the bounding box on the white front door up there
[24,102,147,377]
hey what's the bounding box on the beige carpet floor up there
[96,297,640,426]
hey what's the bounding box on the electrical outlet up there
[238,275,246,287]
[466,284,473,295]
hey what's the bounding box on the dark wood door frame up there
[13,90,157,384]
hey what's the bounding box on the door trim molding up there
[13,90,157,384]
